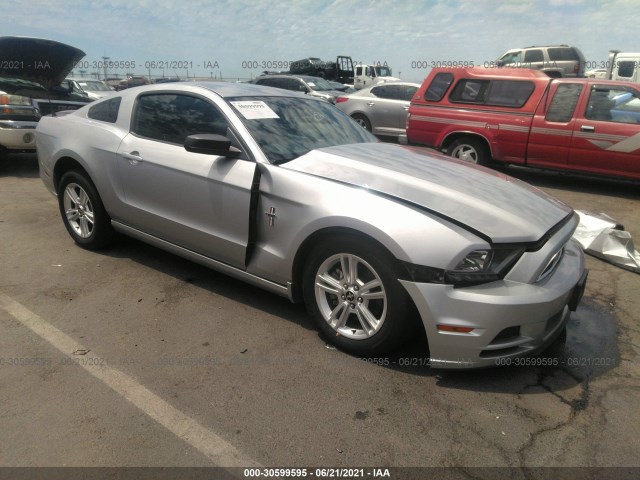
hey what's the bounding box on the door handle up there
[580,125,595,132]
[367,102,375,106]
[403,106,409,111]
[121,151,143,165]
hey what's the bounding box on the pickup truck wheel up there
[447,138,490,166]
[351,114,372,132]
[303,237,413,356]
[57,170,115,250]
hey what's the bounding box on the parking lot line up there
[0,292,261,469]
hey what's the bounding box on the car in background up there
[0,36,92,158]
[406,67,640,180]
[116,76,150,90]
[251,74,343,103]
[105,78,123,89]
[611,91,640,123]
[336,82,419,139]
[328,80,352,92]
[64,78,114,100]
[37,81,586,368]
[585,68,607,79]
[153,77,182,84]
[496,45,586,78]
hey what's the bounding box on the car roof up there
[255,74,324,82]
[112,80,314,99]
[432,67,552,80]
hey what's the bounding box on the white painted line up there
[0,292,261,469]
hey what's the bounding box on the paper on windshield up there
[230,101,279,120]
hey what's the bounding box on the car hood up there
[0,37,86,89]
[282,143,572,243]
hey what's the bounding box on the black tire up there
[303,236,414,356]
[351,114,372,132]
[446,137,490,166]
[57,170,114,250]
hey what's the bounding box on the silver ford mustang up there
[37,82,587,368]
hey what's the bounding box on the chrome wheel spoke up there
[329,302,350,330]
[316,272,342,296]
[356,304,379,334]
[346,255,358,285]
[361,290,385,301]
[65,208,79,222]
[65,187,80,206]
[78,189,90,208]
[83,209,95,224]
[79,217,91,237]
[359,278,383,298]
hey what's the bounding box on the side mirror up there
[496,60,505,67]
[184,134,242,157]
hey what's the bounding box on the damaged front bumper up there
[400,239,587,369]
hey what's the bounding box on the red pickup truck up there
[405,67,640,180]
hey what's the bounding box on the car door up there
[116,92,256,268]
[367,85,407,135]
[567,84,640,178]
[527,82,583,169]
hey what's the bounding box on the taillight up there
[0,94,9,105]
[335,97,349,103]
[574,63,579,74]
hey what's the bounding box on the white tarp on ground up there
[573,210,640,274]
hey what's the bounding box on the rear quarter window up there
[87,97,121,123]
[548,48,579,61]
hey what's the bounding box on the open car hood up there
[0,37,85,90]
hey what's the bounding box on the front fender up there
[246,165,486,286]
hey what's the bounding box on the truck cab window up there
[546,84,583,122]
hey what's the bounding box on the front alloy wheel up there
[314,253,387,340]
[303,237,415,355]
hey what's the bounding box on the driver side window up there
[132,93,230,145]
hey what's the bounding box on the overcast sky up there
[1,0,637,82]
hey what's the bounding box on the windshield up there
[306,77,335,91]
[79,80,111,91]
[374,66,392,77]
[227,95,376,164]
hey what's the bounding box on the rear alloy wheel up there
[351,114,372,132]
[303,237,413,355]
[447,137,490,166]
[58,171,114,250]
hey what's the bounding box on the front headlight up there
[445,247,525,286]
[0,93,32,106]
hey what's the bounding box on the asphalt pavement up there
[0,153,638,479]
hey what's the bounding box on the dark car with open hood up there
[0,36,92,158]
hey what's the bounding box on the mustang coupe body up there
[37,82,587,368]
